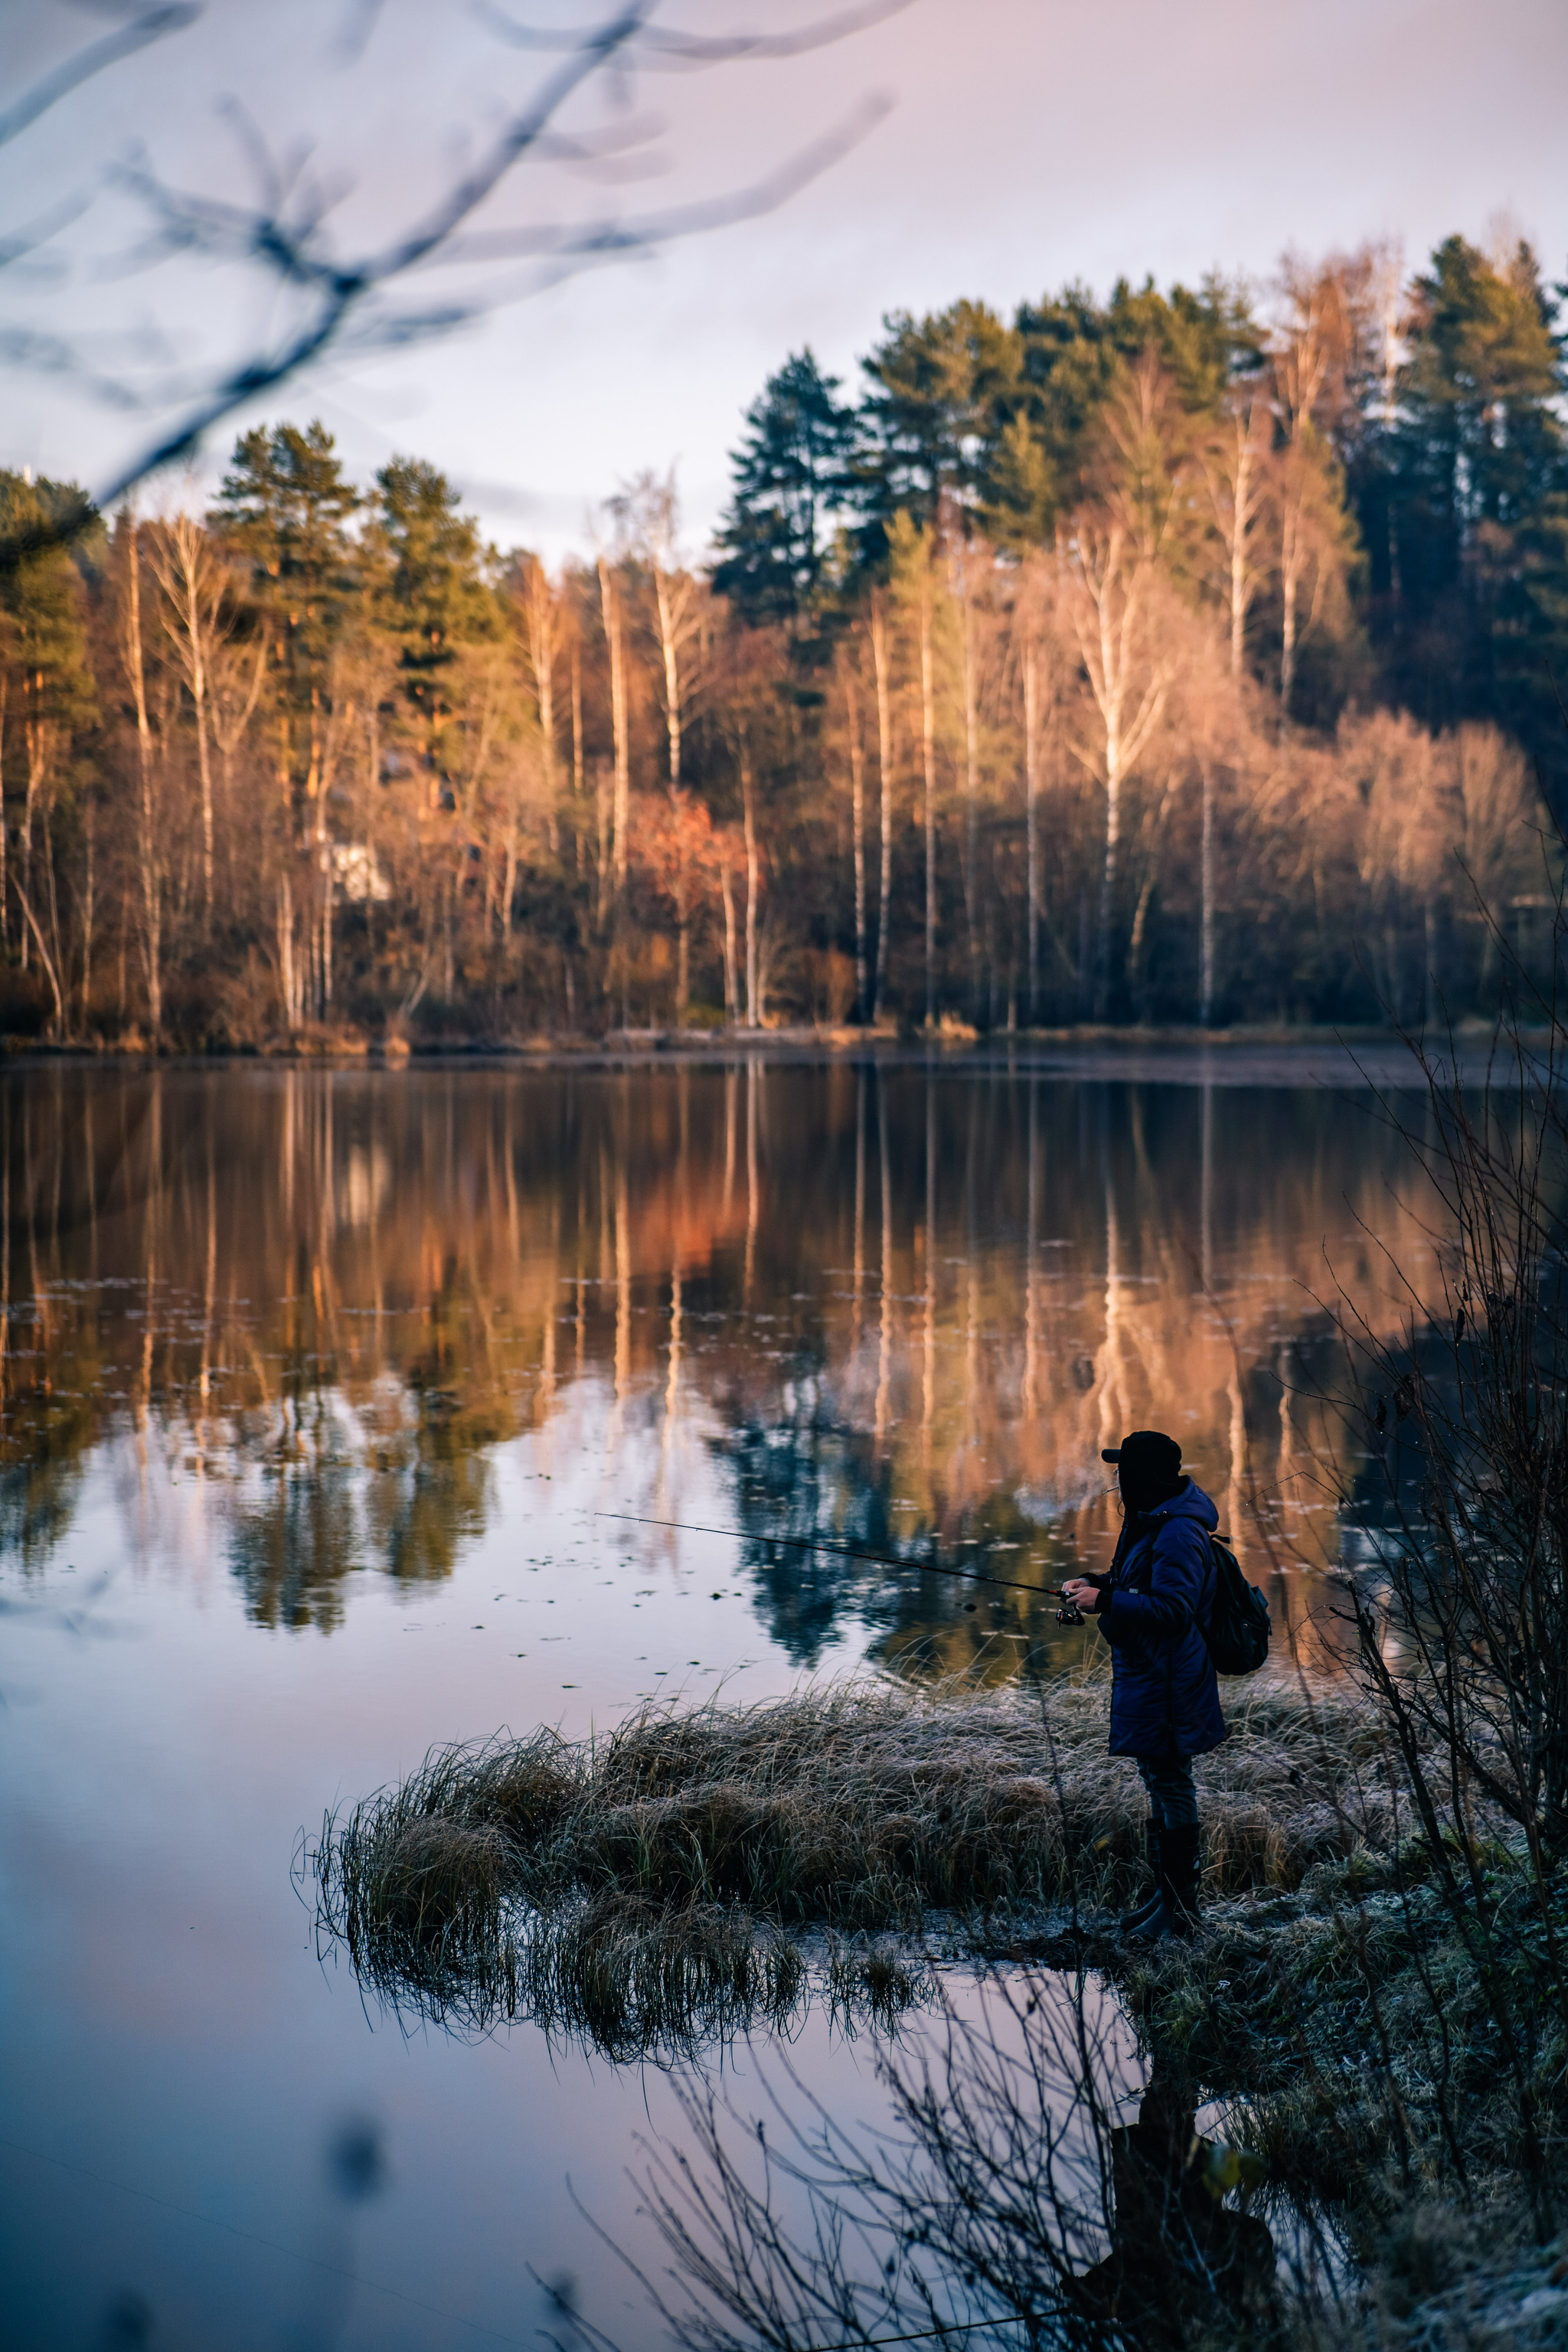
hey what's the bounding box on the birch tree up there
[868,591,895,1025]
[596,548,630,903]
[950,539,984,1011]
[616,472,708,1024]
[841,644,868,1020]
[518,557,561,839]
[112,511,162,1034]
[1200,384,1272,681]
[1061,520,1172,1018]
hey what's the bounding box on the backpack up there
[1202,1534,1271,1675]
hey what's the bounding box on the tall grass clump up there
[312,1675,1390,2054]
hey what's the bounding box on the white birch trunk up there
[961,573,979,1008]
[871,597,893,1025]
[1024,636,1040,1024]
[720,860,738,1026]
[845,660,867,1021]
[597,556,629,898]
[920,585,936,1030]
[742,750,760,1029]
[1200,759,1216,1025]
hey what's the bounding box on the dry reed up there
[312,1673,1388,2052]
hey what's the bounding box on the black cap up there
[1102,1430,1182,1481]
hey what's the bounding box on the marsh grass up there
[312,1672,1389,2053]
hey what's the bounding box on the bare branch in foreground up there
[0,1,905,563]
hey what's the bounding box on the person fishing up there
[1061,1429,1225,1942]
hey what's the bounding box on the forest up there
[1,227,1564,1046]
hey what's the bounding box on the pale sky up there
[3,0,1565,561]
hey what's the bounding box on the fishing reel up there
[1054,1589,1086,1627]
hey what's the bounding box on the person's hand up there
[1062,1579,1102,1614]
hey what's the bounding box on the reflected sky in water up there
[0,1057,1436,2347]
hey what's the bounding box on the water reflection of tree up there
[718,1394,1094,1684]
[0,1394,92,1568]
[227,1404,361,1632]
[0,1062,1450,1650]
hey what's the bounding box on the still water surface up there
[0,1057,1434,2348]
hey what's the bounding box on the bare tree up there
[920,570,938,1030]
[1015,555,1055,1026]
[519,556,562,861]
[741,737,761,1030]
[869,591,894,1026]
[951,540,983,1012]
[842,642,868,1021]
[1060,521,1171,1019]
[149,509,224,933]
[596,547,631,904]
[112,510,162,1033]
[615,469,708,1024]
[1200,384,1272,684]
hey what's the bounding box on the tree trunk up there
[1097,749,1121,1022]
[961,573,979,1014]
[20,704,45,974]
[526,560,559,856]
[277,872,296,1028]
[920,583,936,1031]
[1200,760,1216,1025]
[80,802,95,1031]
[185,547,216,935]
[597,556,629,898]
[122,542,162,1034]
[720,861,738,1025]
[0,673,8,950]
[742,749,760,1029]
[1024,637,1040,1024]
[15,880,64,1037]
[871,596,893,1025]
[1230,420,1255,681]
[1279,491,1302,728]
[845,661,867,1022]
[1065,531,1167,1024]
[595,760,609,929]
[502,830,518,942]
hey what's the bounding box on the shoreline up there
[0,1018,1517,1088]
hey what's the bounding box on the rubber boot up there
[1125,1821,1202,1945]
[1160,1820,1202,1939]
[1116,1818,1165,1932]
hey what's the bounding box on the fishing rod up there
[596,1511,1088,1620]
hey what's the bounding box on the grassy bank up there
[312,1674,1388,2051]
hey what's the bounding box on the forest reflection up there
[0,1060,1436,1676]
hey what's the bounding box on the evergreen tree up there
[1371,236,1567,776]
[711,350,857,626]
[214,421,359,804]
[853,301,1010,557]
[0,472,98,1005]
[372,458,497,777]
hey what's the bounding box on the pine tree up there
[711,350,857,626]
[1378,237,1566,757]
[214,421,359,811]
[0,472,98,1013]
[372,459,498,785]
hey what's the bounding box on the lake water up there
[0,1054,1438,2349]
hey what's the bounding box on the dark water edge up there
[0,1024,1522,1093]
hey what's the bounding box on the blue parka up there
[1098,1478,1227,1759]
